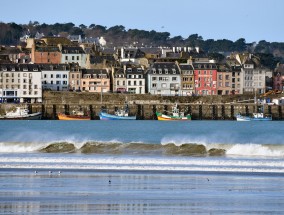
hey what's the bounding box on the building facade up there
[147,62,181,96]
[41,64,70,91]
[179,64,195,96]
[193,62,218,95]
[0,64,42,103]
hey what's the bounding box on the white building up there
[147,62,181,96]
[0,64,42,103]
[41,64,70,91]
[125,65,145,94]
[60,46,87,68]
[241,59,267,94]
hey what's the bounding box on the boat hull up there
[57,113,90,120]
[236,114,272,121]
[156,112,191,121]
[0,112,42,120]
[99,112,136,120]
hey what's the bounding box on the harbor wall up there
[0,91,283,120]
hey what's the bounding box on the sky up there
[1,0,283,43]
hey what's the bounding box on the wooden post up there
[53,104,57,120]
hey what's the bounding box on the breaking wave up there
[1,141,284,158]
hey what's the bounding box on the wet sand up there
[0,169,284,214]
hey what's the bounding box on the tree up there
[89,24,96,29]
[234,38,247,52]
[79,24,87,29]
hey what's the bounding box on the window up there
[56,74,61,78]
[139,81,142,85]
[65,56,68,60]
[77,56,79,60]
[117,80,119,85]
[72,56,75,60]
[34,85,38,89]
[152,83,157,88]
[172,77,177,81]
[152,77,157,81]
[56,81,61,85]
[51,74,53,78]
[162,83,167,88]
[128,81,131,85]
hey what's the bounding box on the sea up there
[0,120,284,214]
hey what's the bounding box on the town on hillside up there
[0,34,283,104]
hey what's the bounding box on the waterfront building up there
[41,64,70,91]
[147,62,181,96]
[81,69,110,93]
[124,65,145,94]
[112,67,127,93]
[241,59,267,94]
[0,63,42,103]
[178,63,195,96]
[193,62,218,96]
[69,63,82,91]
[216,64,232,95]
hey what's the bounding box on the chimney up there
[121,47,124,59]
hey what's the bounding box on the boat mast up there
[100,70,103,104]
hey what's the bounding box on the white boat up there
[0,107,42,120]
[236,113,272,121]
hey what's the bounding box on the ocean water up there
[0,121,284,214]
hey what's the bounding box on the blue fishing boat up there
[99,103,136,120]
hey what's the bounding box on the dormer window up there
[33,68,38,71]
[137,68,142,72]
[127,68,132,72]
[165,69,168,74]
[3,67,7,71]
[11,67,15,71]
[153,69,156,74]
[23,67,28,71]
[172,69,176,74]
[158,69,162,74]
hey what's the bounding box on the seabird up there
[49,171,52,174]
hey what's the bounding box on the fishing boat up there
[99,103,136,120]
[235,113,272,121]
[57,110,90,120]
[236,90,272,121]
[156,104,191,120]
[0,107,42,120]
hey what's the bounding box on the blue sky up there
[1,0,283,43]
